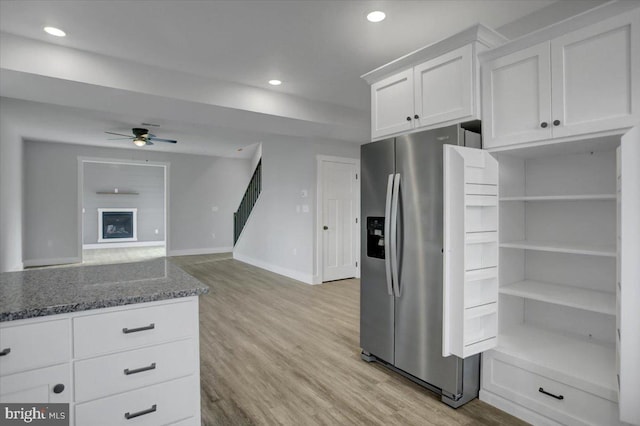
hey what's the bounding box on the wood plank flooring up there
[171,255,526,426]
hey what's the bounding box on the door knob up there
[323,226,328,230]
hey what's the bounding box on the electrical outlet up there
[292,248,297,255]
[154,229,159,234]
[212,206,219,212]
[211,233,216,239]
[302,204,309,213]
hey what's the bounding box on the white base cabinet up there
[443,130,639,426]
[0,297,202,426]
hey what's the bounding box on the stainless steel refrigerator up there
[360,123,481,408]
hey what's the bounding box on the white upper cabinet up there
[414,45,474,129]
[371,69,414,139]
[363,25,507,141]
[551,12,640,138]
[482,42,552,147]
[482,6,640,149]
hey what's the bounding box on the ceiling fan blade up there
[105,131,133,137]
[145,140,154,146]
[107,137,134,140]
[148,137,177,144]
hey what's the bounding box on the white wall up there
[23,140,251,266]
[0,116,23,272]
[233,136,359,284]
[83,162,165,245]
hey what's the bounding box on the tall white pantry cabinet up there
[442,3,640,426]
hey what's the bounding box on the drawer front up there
[73,300,197,358]
[75,375,198,426]
[484,354,620,426]
[74,339,196,402]
[0,363,71,403]
[0,319,70,375]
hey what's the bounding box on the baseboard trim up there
[232,252,313,284]
[23,257,82,268]
[168,247,233,257]
[83,241,166,250]
[479,390,561,426]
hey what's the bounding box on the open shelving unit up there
[499,194,615,201]
[500,240,616,257]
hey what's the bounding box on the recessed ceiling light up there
[44,26,66,37]
[367,11,386,23]
[268,79,282,86]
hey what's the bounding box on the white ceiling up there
[0,0,605,157]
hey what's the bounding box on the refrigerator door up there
[360,138,396,363]
[393,126,463,395]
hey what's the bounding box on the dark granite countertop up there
[0,258,209,322]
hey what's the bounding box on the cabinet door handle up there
[406,116,412,121]
[539,387,564,400]
[122,323,155,334]
[0,348,10,356]
[124,362,156,375]
[540,122,548,128]
[124,404,157,420]
[414,114,419,119]
[53,384,65,394]
[553,119,561,126]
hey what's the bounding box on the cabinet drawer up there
[0,319,70,375]
[0,363,71,403]
[74,339,196,403]
[73,300,197,358]
[484,354,620,426]
[75,375,198,426]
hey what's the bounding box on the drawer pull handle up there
[0,348,10,356]
[124,404,156,420]
[122,323,155,334]
[124,362,157,375]
[539,387,564,400]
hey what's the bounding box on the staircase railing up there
[234,159,262,245]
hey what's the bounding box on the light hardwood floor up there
[171,255,526,426]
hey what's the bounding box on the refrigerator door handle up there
[390,173,401,297]
[384,174,394,296]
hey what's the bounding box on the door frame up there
[77,157,170,263]
[314,155,360,284]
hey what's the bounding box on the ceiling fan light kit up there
[104,127,178,147]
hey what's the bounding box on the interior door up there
[618,126,640,425]
[322,158,358,281]
[482,42,552,148]
[443,145,499,359]
[360,139,395,363]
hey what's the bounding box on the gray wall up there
[233,135,359,283]
[83,162,165,244]
[0,116,23,272]
[23,140,251,265]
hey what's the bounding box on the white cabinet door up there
[618,126,640,425]
[551,10,640,138]
[482,42,553,148]
[0,364,70,403]
[414,45,473,129]
[443,145,499,359]
[371,69,414,139]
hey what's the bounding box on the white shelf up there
[500,280,615,315]
[500,194,616,201]
[500,240,616,257]
[497,324,617,401]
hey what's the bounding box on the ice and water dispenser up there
[366,217,385,259]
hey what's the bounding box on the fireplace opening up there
[98,208,137,242]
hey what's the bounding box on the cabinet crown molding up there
[479,0,640,63]
[361,24,507,85]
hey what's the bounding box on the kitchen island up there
[0,258,208,426]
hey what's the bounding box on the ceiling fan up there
[105,128,177,147]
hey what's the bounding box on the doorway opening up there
[78,158,168,266]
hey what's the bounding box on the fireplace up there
[98,208,138,242]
